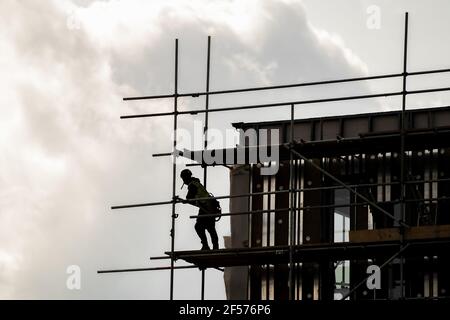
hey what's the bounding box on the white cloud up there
[311,27,369,75]
[0,0,375,299]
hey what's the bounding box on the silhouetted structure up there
[98,12,450,301]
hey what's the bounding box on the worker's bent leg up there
[206,222,219,250]
[195,219,210,250]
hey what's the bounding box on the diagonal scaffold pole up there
[285,146,410,228]
[340,243,411,300]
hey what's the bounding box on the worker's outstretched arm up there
[172,195,192,205]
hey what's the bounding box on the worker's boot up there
[201,242,211,251]
[212,242,219,250]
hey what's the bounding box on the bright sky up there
[1,0,450,299]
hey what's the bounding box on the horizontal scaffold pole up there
[120,86,450,119]
[98,265,224,274]
[110,177,450,211]
[188,196,450,219]
[122,67,450,101]
[97,265,197,274]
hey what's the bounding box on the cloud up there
[0,0,374,299]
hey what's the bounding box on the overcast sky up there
[2,0,450,299]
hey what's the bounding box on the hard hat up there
[180,169,192,179]
[180,169,192,189]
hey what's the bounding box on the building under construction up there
[221,107,450,300]
[99,13,450,301]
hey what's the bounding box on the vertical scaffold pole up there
[289,104,295,300]
[170,39,179,300]
[399,12,409,300]
[201,35,212,301]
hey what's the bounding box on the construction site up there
[98,12,450,301]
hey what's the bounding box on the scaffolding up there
[98,12,450,300]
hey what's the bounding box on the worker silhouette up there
[179,169,219,250]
